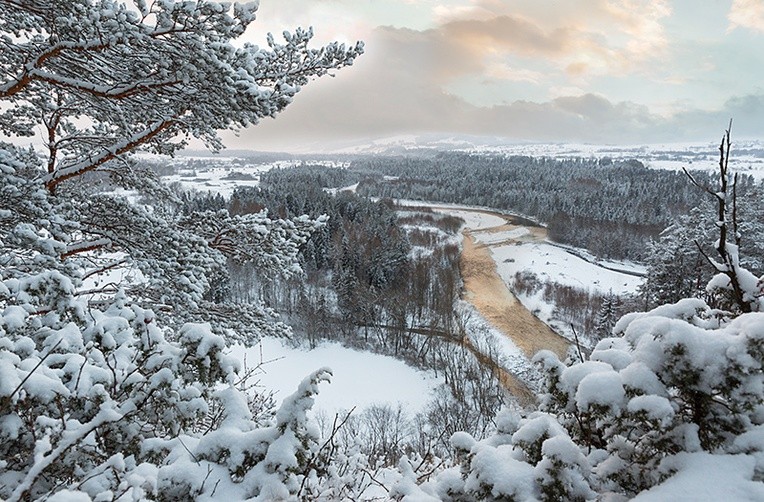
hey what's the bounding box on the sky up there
[223,0,764,151]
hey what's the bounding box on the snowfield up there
[230,337,443,417]
[332,136,764,181]
[162,163,274,197]
[433,208,506,230]
[393,199,513,231]
[160,158,353,196]
[490,242,643,296]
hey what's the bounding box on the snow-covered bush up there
[0,265,341,500]
[399,296,762,501]
[533,296,763,495]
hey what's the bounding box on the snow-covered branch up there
[43,118,175,191]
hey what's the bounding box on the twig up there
[570,324,585,363]
[359,468,390,493]
[297,407,356,497]
[1,338,63,413]
[177,436,201,464]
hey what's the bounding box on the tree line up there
[352,153,757,261]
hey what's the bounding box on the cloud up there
[442,15,571,57]
[434,0,672,77]
[483,61,544,83]
[226,18,764,151]
[213,1,763,151]
[729,0,764,32]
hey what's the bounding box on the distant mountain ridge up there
[180,134,764,161]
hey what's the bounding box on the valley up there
[4,3,764,498]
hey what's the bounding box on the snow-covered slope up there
[230,337,443,417]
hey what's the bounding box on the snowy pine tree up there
[639,205,712,309]
[0,1,365,499]
[594,292,621,340]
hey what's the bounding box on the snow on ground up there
[632,452,764,502]
[648,158,764,180]
[385,199,531,231]
[393,201,507,230]
[229,337,443,417]
[460,301,523,361]
[162,163,276,197]
[405,200,645,345]
[514,290,557,328]
[491,242,642,296]
[162,158,354,197]
[473,227,531,244]
[595,256,647,276]
[324,182,359,195]
[433,209,506,231]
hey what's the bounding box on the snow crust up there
[491,242,642,296]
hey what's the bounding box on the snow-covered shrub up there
[411,295,762,501]
[421,409,593,502]
[531,296,764,496]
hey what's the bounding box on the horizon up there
[176,133,764,157]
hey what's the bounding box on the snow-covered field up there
[229,337,443,417]
[326,135,764,180]
[490,242,642,296]
[141,151,759,500]
[434,209,506,230]
[394,200,511,229]
[162,163,276,197]
[473,227,531,244]
[476,142,764,181]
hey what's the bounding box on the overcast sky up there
[223,0,764,151]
